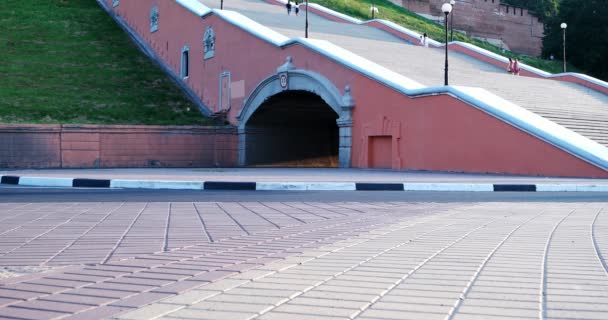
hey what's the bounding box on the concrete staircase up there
[201,0,608,147]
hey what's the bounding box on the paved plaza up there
[0,199,606,319]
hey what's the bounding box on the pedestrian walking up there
[294,1,300,15]
[507,57,513,74]
[286,1,292,15]
[512,58,521,76]
[420,33,428,47]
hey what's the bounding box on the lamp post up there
[561,22,567,73]
[442,2,452,86]
[305,0,309,38]
[450,0,455,42]
[371,0,375,19]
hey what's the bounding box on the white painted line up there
[536,184,578,192]
[576,185,608,192]
[110,179,204,190]
[256,182,356,191]
[536,184,608,192]
[403,183,494,192]
[18,177,73,188]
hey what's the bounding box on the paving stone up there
[26,278,92,289]
[7,283,67,295]
[288,297,367,309]
[196,279,249,292]
[451,312,537,320]
[109,292,170,308]
[258,311,344,320]
[189,300,272,313]
[0,305,68,320]
[271,303,357,317]
[0,288,46,300]
[12,299,92,314]
[113,303,183,320]
[0,297,20,308]
[39,293,114,306]
[206,293,286,306]
[166,308,255,320]
[188,270,236,283]
[63,287,133,299]
[108,277,173,287]
[358,308,446,320]
[87,282,154,293]
[62,305,133,320]
[161,290,221,305]
[151,280,208,295]
[230,270,275,280]
[301,289,376,303]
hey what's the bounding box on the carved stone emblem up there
[149,5,159,33]
[203,27,215,60]
[279,73,288,90]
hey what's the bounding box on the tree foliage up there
[542,0,608,80]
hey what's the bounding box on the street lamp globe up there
[442,3,452,14]
[449,0,456,41]
[442,3,452,86]
[560,22,567,72]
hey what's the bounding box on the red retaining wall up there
[0,125,237,169]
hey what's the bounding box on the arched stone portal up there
[237,58,354,167]
[244,90,338,166]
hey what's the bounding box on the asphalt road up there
[1,186,607,202]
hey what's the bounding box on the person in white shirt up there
[294,2,300,15]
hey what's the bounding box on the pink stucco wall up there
[105,0,607,177]
[351,84,608,177]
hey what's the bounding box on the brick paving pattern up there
[0,202,606,319]
[107,203,608,320]
[0,202,391,266]
[0,201,443,319]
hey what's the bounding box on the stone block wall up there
[0,125,62,168]
[0,124,238,169]
[401,0,544,56]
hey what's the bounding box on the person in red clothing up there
[512,58,521,76]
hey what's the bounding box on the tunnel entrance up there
[243,90,339,167]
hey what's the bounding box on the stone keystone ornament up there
[279,73,288,90]
[277,56,295,90]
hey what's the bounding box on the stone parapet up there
[0,124,238,169]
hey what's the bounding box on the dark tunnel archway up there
[243,90,339,167]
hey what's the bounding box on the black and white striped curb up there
[2,175,608,192]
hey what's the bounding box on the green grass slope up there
[0,0,211,125]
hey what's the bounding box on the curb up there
[2,175,608,192]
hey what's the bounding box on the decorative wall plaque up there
[150,5,159,32]
[203,27,215,60]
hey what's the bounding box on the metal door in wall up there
[369,136,392,169]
